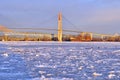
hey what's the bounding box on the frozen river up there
[0,42,120,80]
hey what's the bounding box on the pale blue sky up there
[0,0,120,34]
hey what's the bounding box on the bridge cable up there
[62,15,82,33]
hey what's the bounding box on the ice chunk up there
[108,73,115,79]
[78,66,83,70]
[3,52,8,57]
[93,72,102,77]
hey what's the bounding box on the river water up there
[0,42,120,80]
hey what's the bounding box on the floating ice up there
[3,52,8,57]
[93,72,102,77]
[78,66,83,70]
[112,50,120,53]
[39,71,46,74]
[108,73,116,79]
[0,42,120,80]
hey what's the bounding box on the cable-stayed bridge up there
[0,13,120,42]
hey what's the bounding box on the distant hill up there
[0,25,12,32]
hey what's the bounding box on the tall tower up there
[58,12,62,42]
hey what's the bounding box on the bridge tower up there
[58,12,62,42]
